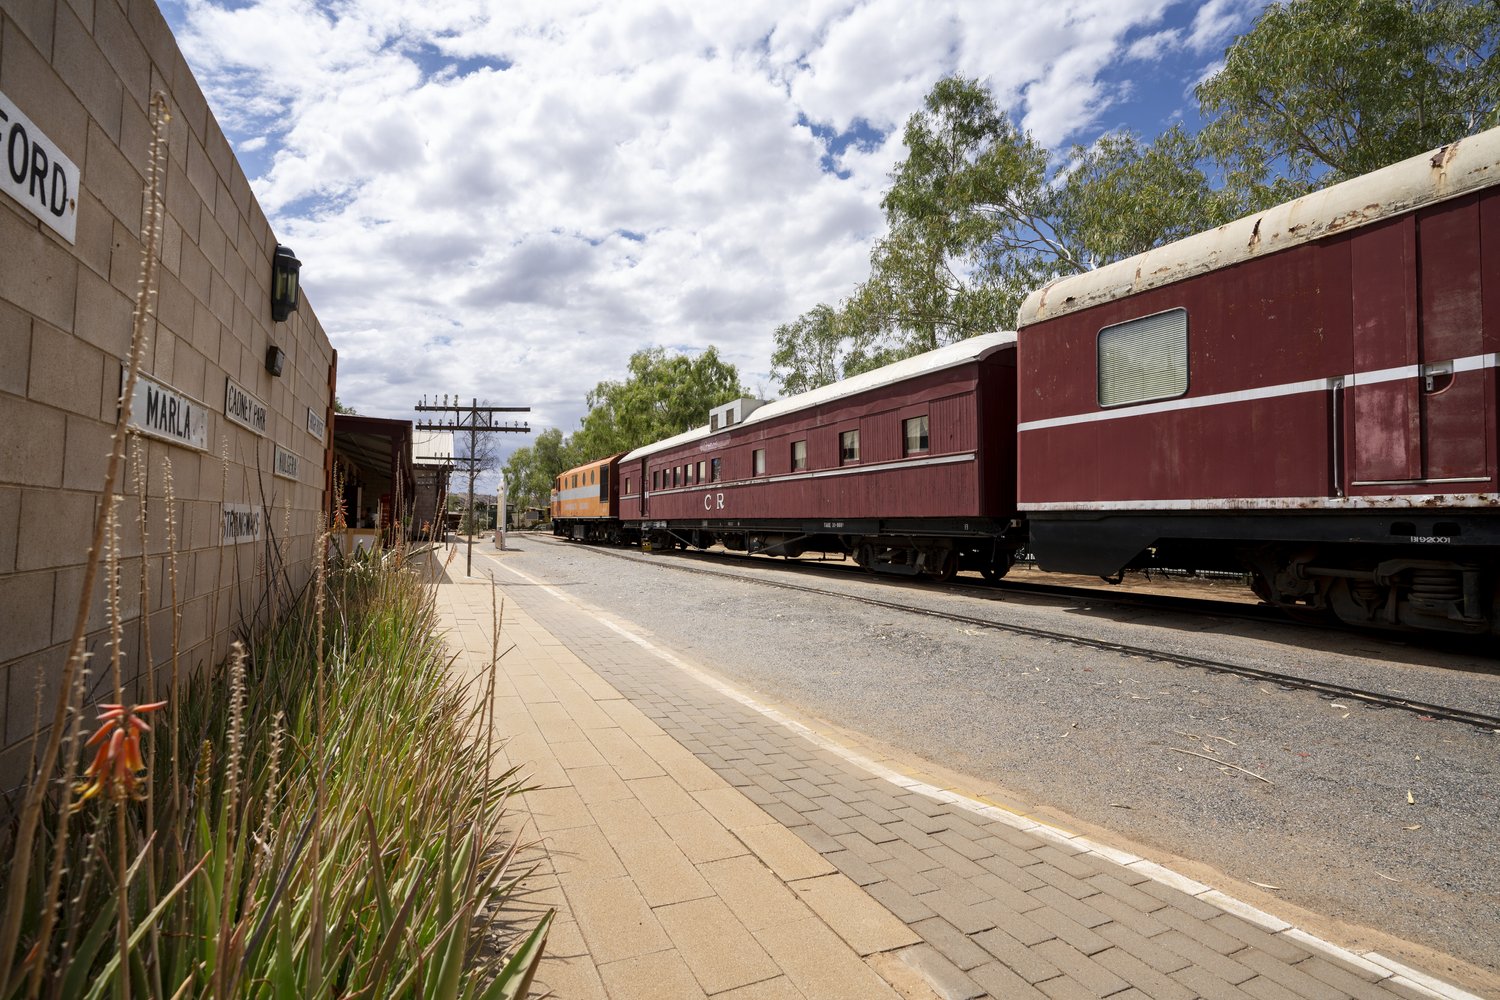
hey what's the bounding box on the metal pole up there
[466,397,477,577]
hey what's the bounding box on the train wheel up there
[925,552,958,583]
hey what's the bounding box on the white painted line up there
[1365,955,1487,1000]
[480,553,1481,1000]
[1198,890,1292,932]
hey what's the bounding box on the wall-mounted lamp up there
[270,244,301,322]
[265,344,286,377]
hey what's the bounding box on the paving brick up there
[850,798,901,825]
[658,808,749,864]
[568,763,635,803]
[531,919,608,1000]
[1025,903,1112,956]
[693,786,775,831]
[1155,930,1257,985]
[1027,885,1111,929]
[871,858,940,897]
[931,828,993,862]
[753,917,902,1000]
[833,831,893,864]
[973,926,1062,984]
[697,854,813,932]
[628,774,704,817]
[882,838,946,873]
[1030,862,1104,901]
[969,898,1054,946]
[1240,947,1357,999]
[921,868,992,907]
[1032,939,1129,998]
[1240,973,1306,1000]
[823,849,885,887]
[865,879,937,924]
[1155,903,1255,955]
[1171,964,1258,1000]
[788,823,844,855]
[524,786,595,832]
[895,944,984,1000]
[847,815,902,844]
[910,916,992,971]
[736,823,837,882]
[565,876,672,965]
[1294,957,1409,1000]
[1139,876,1222,919]
[596,949,708,1000]
[656,896,781,994]
[1095,945,1199,1000]
[891,812,950,837]
[968,961,1051,1000]
[714,977,807,1000]
[802,808,856,837]
[916,890,996,936]
[788,873,921,956]
[920,843,988,880]
[542,824,626,883]
[1036,974,1100,1000]
[1096,921,1191,974]
[1207,913,1313,964]
[1084,871,1166,916]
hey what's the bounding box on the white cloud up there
[164,0,1246,488]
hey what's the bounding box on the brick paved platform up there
[435,549,1485,1000]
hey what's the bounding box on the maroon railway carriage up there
[618,334,1019,579]
[1016,128,1500,635]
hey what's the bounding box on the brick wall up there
[0,1,335,791]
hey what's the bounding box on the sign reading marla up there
[1,90,79,244]
[224,377,267,435]
[126,373,208,451]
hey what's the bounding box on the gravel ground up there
[489,534,1500,977]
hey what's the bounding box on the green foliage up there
[502,428,570,515]
[572,346,746,458]
[1198,0,1500,196]
[4,552,549,998]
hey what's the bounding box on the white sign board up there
[126,373,208,451]
[1,90,79,243]
[224,377,268,435]
[307,406,326,442]
[222,503,263,544]
[273,445,300,481]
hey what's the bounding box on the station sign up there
[126,372,208,451]
[307,406,326,442]
[273,445,300,481]
[222,503,263,544]
[224,377,267,435]
[1,90,79,243]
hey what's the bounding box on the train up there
[554,127,1500,638]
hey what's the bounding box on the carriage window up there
[652,470,659,490]
[840,429,860,465]
[791,440,807,471]
[902,416,928,456]
[672,467,680,487]
[711,457,721,482]
[697,460,706,483]
[753,449,765,476]
[625,477,632,495]
[1098,308,1188,406]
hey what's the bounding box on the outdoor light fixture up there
[265,344,286,377]
[270,244,301,322]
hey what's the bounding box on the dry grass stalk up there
[0,91,172,994]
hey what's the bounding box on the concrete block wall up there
[0,1,336,792]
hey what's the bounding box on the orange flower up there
[74,701,167,807]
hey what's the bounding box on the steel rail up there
[534,534,1500,731]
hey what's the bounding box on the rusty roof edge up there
[1017,125,1500,328]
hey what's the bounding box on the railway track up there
[529,534,1500,732]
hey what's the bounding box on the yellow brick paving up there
[435,552,1487,1000]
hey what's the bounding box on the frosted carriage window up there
[1097,308,1188,406]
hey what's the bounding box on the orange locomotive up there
[551,453,630,543]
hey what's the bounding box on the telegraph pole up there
[415,396,530,576]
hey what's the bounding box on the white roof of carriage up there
[622,332,1016,462]
[1018,124,1500,327]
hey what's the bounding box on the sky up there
[159,0,1268,493]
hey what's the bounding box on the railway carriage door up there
[1348,199,1491,489]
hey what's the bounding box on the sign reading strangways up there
[0,90,79,243]
[222,503,263,544]
[126,373,208,451]
[224,377,268,435]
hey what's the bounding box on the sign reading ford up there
[0,90,79,243]
[224,377,267,435]
[126,373,207,451]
